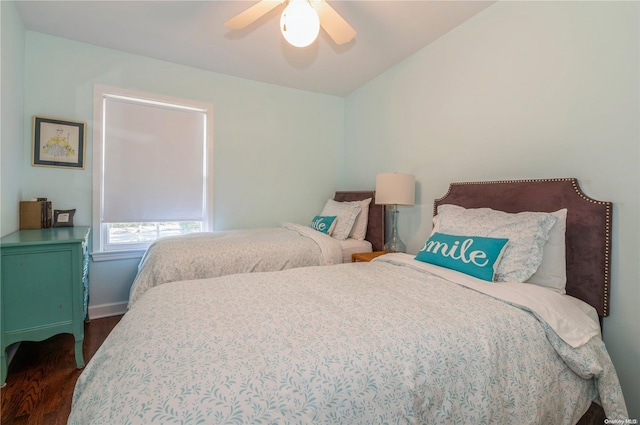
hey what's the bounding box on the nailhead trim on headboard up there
[433,178,612,317]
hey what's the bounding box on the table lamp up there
[375,173,416,253]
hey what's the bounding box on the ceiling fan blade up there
[224,0,284,30]
[313,0,356,45]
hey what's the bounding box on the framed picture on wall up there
[32,116,86,169]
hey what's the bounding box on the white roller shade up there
[102,96,206,223]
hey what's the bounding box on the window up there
[92,85,213,260]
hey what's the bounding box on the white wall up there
[1,1,25,237]
[344,1,639,417]
[20,32,345,314]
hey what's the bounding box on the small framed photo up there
[32,116,86,169]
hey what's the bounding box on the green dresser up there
[0,226,90,385]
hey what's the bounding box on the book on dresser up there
[19,200,52,229]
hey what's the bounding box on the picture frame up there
[32,116,86,169]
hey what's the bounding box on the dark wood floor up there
[1,315,122,425]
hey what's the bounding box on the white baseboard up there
[89,301,128,319]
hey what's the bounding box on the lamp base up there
[384,205,407,253]
[384,238,406,253]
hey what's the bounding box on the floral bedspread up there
[128,224,342,308]
[72,258,627,424]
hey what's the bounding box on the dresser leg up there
[1,350,7,386]
[74,338,85,368]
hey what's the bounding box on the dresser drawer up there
[2,249,74,332]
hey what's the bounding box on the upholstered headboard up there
[434,178,612,317]
[334,191,385,252]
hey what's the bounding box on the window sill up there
[91,249,145,262]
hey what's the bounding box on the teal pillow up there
[415,232,509,281]
[310,215,337,235]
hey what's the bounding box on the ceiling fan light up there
[280,0,320,48]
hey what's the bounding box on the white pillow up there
[526,209,567,293]
[436,205,557,282]
[348,198,372,240]
[320,199,362,241]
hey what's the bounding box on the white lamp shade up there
[280,0,320,48]
[375,173,416,206]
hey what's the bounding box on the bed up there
[128,191,384,307]
[69,178,628,424]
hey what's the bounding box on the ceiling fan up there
[224,0,356,47]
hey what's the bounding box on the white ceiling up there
[15,1,495,97]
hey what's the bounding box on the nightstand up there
[351,251,387,262]
[1,226,90,385]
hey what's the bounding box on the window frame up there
[92,85,214,261]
